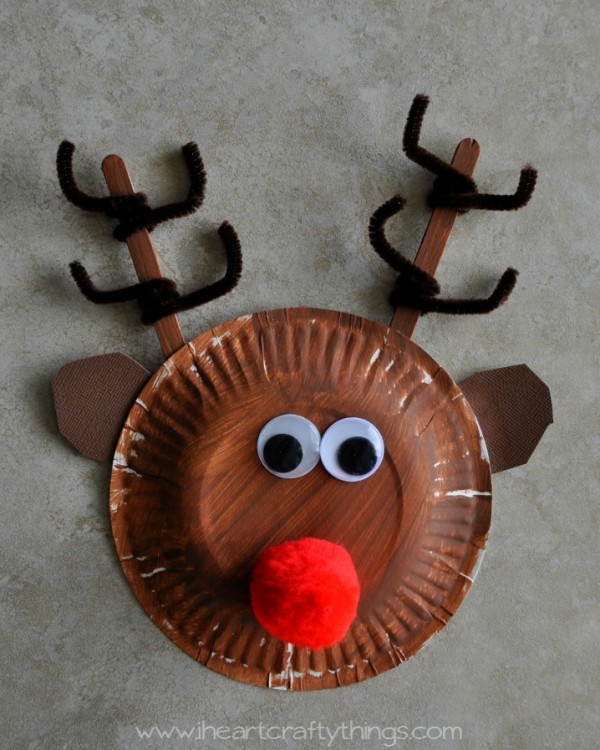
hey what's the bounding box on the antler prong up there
[135,142,207,230]
[57,141,108,212]
[368,196,440,297]
[391,268,518,315]
[431,164,538,211]
[403,95,477,194]
[69,261,177,309]
[158,221,242,321]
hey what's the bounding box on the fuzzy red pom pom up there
[250,537,360,650]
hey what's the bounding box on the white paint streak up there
[385,360,395,372]
[480,436,490,462]
[471,548,486,581]
[420,633,436,650]
[267,672,288,691]
[131,431,145,442]
[211,331,231,347]
[140,567,167,578]
[284,642,295,688]
[421,372,433,384]
[446,489,491,498]
[152,360,175,389]
[369,348,382,366]
[473,416,490,462]
[135,398,148,411]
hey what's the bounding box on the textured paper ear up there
[53,353,150,462]
[459,364,553,473]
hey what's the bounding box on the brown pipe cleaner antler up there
[370,95,536,318]
[57,141,242,331]
[403,95,537,212]
[369,196,517,315]
[69,222,242,325]
[57,140,207,239]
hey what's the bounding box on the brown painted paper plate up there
[110,307,491,690]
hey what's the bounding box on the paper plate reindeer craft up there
[53,96,552,690]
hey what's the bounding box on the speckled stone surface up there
[1,1,598,748]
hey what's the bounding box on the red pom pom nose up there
[250,537,360,650]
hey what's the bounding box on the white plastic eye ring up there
[257,414,321,479]
[320,417,385,482]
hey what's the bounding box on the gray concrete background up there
[1,1,598,748]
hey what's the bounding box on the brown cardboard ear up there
[53,353,150,462]
[459,364,552,473]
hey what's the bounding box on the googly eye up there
[320,417,384,482]
[257,415,321,478]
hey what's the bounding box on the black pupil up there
[337,437,377,476]
[263,434,303,473]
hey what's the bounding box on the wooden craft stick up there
[391,138,481,338]
[102,154,185,359]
